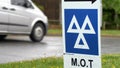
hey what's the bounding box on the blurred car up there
[0,0,48,42]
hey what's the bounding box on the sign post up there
[62,0,102,68]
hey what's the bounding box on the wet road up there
[0,36,63,63]
[101,37,120,54]
[0,36,120,63]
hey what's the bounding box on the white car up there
[0,0,48,42]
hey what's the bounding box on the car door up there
[8,0,31,34]
[0,0,9,33]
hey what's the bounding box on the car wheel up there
[0,35,7,41]
[30,23,45,42]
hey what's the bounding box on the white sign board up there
[62,0,102,68]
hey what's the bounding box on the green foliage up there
[103,9,114,22]
[103,0,120,13]
[102,0,113,9]
[102,54,120,68]
[112,0,120,14]
[102,0,120,29]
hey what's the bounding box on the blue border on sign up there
[64,9,99,55]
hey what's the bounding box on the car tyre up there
[30,23,45,42]
[0,35,7,41]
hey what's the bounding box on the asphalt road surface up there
[101,37,120,54]
[0,36,63,64]
[0,36,120,63]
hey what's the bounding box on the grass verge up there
[0,54,120,68]
[48,28,120,37]
[48,29,62,36]
[0,57,63,68]
[102,54,120,68]
[101,30,120,37]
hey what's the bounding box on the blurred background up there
[32,0,61,24]
[32,0,62,36]
[32,0,120,30]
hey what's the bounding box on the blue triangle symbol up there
[79,39,84,45]
[85,23,90,30]
[72,23,77,29]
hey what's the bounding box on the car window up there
[26,1,34,9]
[11,0,26,6]
[11,0,34,8]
